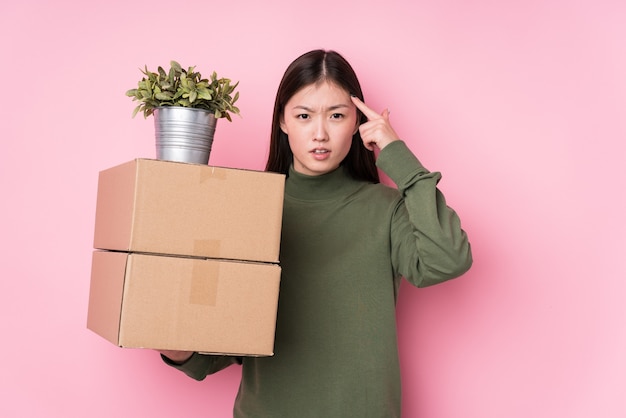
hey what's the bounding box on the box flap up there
[93,160,138,251]
[86,251,128,344]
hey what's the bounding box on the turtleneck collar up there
[285,165,365,202]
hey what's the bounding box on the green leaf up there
[197,90,213,101]
[155,92,173,101]
[171,61,182,74]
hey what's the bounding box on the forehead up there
[288,81,349,105]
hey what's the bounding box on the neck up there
[285,165,364,201]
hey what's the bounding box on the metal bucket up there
[154,107,217,164]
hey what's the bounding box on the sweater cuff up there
[375,140,430,185]
[161,351,200,370]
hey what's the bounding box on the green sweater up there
[166,141,472,417]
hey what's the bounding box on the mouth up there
[310,148,331,161]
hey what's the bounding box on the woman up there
[161,49,472,417]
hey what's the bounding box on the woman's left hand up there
[351,96,400,151]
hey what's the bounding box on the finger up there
[361,134,375,151]
[350,95,382,121]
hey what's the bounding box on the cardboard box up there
[93,159,285,263]
[87,250,281,356]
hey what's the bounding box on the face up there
[280,81,358,176]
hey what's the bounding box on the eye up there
[296,114,310,120]
[330,113,344,119]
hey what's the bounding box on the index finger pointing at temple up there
[350,95,381,120]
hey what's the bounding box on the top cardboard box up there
[93,159,285,263]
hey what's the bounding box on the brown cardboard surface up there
[93,159,285,263]
[86,251,128,345]
[87,250,281,356]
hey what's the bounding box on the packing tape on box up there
[199,166,227,183]
[190,260,219,306]
[194,239,221,258]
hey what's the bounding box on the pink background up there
[1,1,625,417]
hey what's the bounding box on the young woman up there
[160,49,472,417]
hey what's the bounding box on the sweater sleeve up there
[161,352,242,381]
[376,140,472,287]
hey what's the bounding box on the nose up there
[313,119,328,142]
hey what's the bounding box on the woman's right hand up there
[158,350,194,364]
[351,95,400,152]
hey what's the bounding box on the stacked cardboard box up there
[87,159,285,356]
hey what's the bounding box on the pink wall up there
[1,0,624,417]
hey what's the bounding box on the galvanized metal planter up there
[153,107,217,164]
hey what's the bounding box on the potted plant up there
[126,60,240,164]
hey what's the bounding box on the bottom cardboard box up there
[87,250,281,356]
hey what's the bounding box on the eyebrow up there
[291,104,352,112]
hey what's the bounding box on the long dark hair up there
[265,49,379,183]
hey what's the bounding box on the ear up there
[280,117,288,135]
